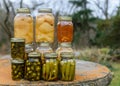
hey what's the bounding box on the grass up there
[110,62,120,86]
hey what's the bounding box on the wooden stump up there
[0,57,113,86]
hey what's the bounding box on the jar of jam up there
[42,53,58,81]
[36,8,54,43]
[14,8,33,44]
[56,42,73,61]
[11,59,24,80]
[11,38,25,60]
[60,52,75,81]
[25,52,41,81]
[57,16,73,43]
[36,42,53,64]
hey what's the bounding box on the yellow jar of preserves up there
[36,8,54,43]
[14,8,33,44]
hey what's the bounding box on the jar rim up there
[58,16,72,21]
[11,38,25,42]
[44,52,57,58]
[17,8,30,13]
[28,52,40,57]
[11,59,24,63]
[38,8,52,13]
[61,52,74,58]
[59,42,72,47]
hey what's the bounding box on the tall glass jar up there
[56,42,73,61]
[60,52,75,81]
[14,8,33,44]
[42,53,58,81]
[36,42,53,64]
[57,16,73,43]
[11,38,25,60]
[36,8,54,43]
[25,52,41,81]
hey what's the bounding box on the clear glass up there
[14,13,33,44]
[36,11,54,43]
[25,44,33,60]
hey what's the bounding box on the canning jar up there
[57,16,73,43]
[25,44,33,60]
[14,8,33,44]
[60,52,75,81]
[11,59,24,80]
[56,42,73,61]
[36,8,54,43]
[11,38,25,60]
[42,53,58,81]
[25,52,41,81]
[36,42,53,64]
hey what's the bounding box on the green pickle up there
[25,52,41,81]
[60,52,75,81]
[42,53,58,81]
[11,38,25,60]
[11,59,24,80]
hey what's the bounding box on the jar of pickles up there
[14,8,33,44]
[56,42,73,61]
[11,59,24,80]
[36,42,53,64]
[25,44,33,60]
[11,38,25,60]
[57,16,73,43]
[36,8,54,43]
[42,53,58,81]
[60,52,75,81]
[25,52,41,81]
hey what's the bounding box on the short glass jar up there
[11,59,24,80]
[25,52,41,81]
[42,53,58,81]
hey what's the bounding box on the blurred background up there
[0,0,120,85]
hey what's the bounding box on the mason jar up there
[25,52,41,81]
[57,16,73,43]
[36,42,53,64]
[14,8,33,44]
[11,38,25,60]
[25,44,33,60]
[42,53,58,81]
[56,42,73,61]
[60,52,75,81]
[36,8,54,43]
[11,59,24,80]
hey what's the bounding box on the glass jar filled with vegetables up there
[42,53,58,81]
[11,38,25,60]
[11,59,24,80]
[57,16,73,43]
[14,8,33,44]
[36,8,54,43]
[36,42,53,64]
[25,52,41,81]
[56,42,73,61]
[25,44,33,60]
[60,52,75,81]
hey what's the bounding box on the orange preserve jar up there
[36,8,54,43]
[14,8,33,44]
[57,16,73,43]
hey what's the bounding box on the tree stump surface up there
[0,57,113,86]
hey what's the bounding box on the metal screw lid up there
[59,42,72,47]
[61,52,74,59]
[28,52,40,57]
[59,16,72,21]
[17,8,30,13]
[38,8,52,13]
[11,38,25,42]
[44,52,57,59]
[11,59,24,64]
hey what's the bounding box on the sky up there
[10,0,120,19]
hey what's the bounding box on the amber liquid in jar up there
[57,16,73,43]
[36,8,54,43]
[14,8,33,44]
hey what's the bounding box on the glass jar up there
[11,59,24,80]
[60,52,75,81]
[56,42,73,61]
[14,8,33,44]
[36,42,53,64]
[11,38,25,60]
[42,53,58,81]
[25,44,33,60]
[25,52,41,81]
[36,8,54,43]
[57,16,73,43]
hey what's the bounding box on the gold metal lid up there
[59,16,72,21]
[38,8,52,13]
[17,8,30,13]
[61,52,74,58]
[28,52,40,57]
[44,52,57,59]
[11,38,25,42]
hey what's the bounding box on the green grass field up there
[110,63,120,86]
